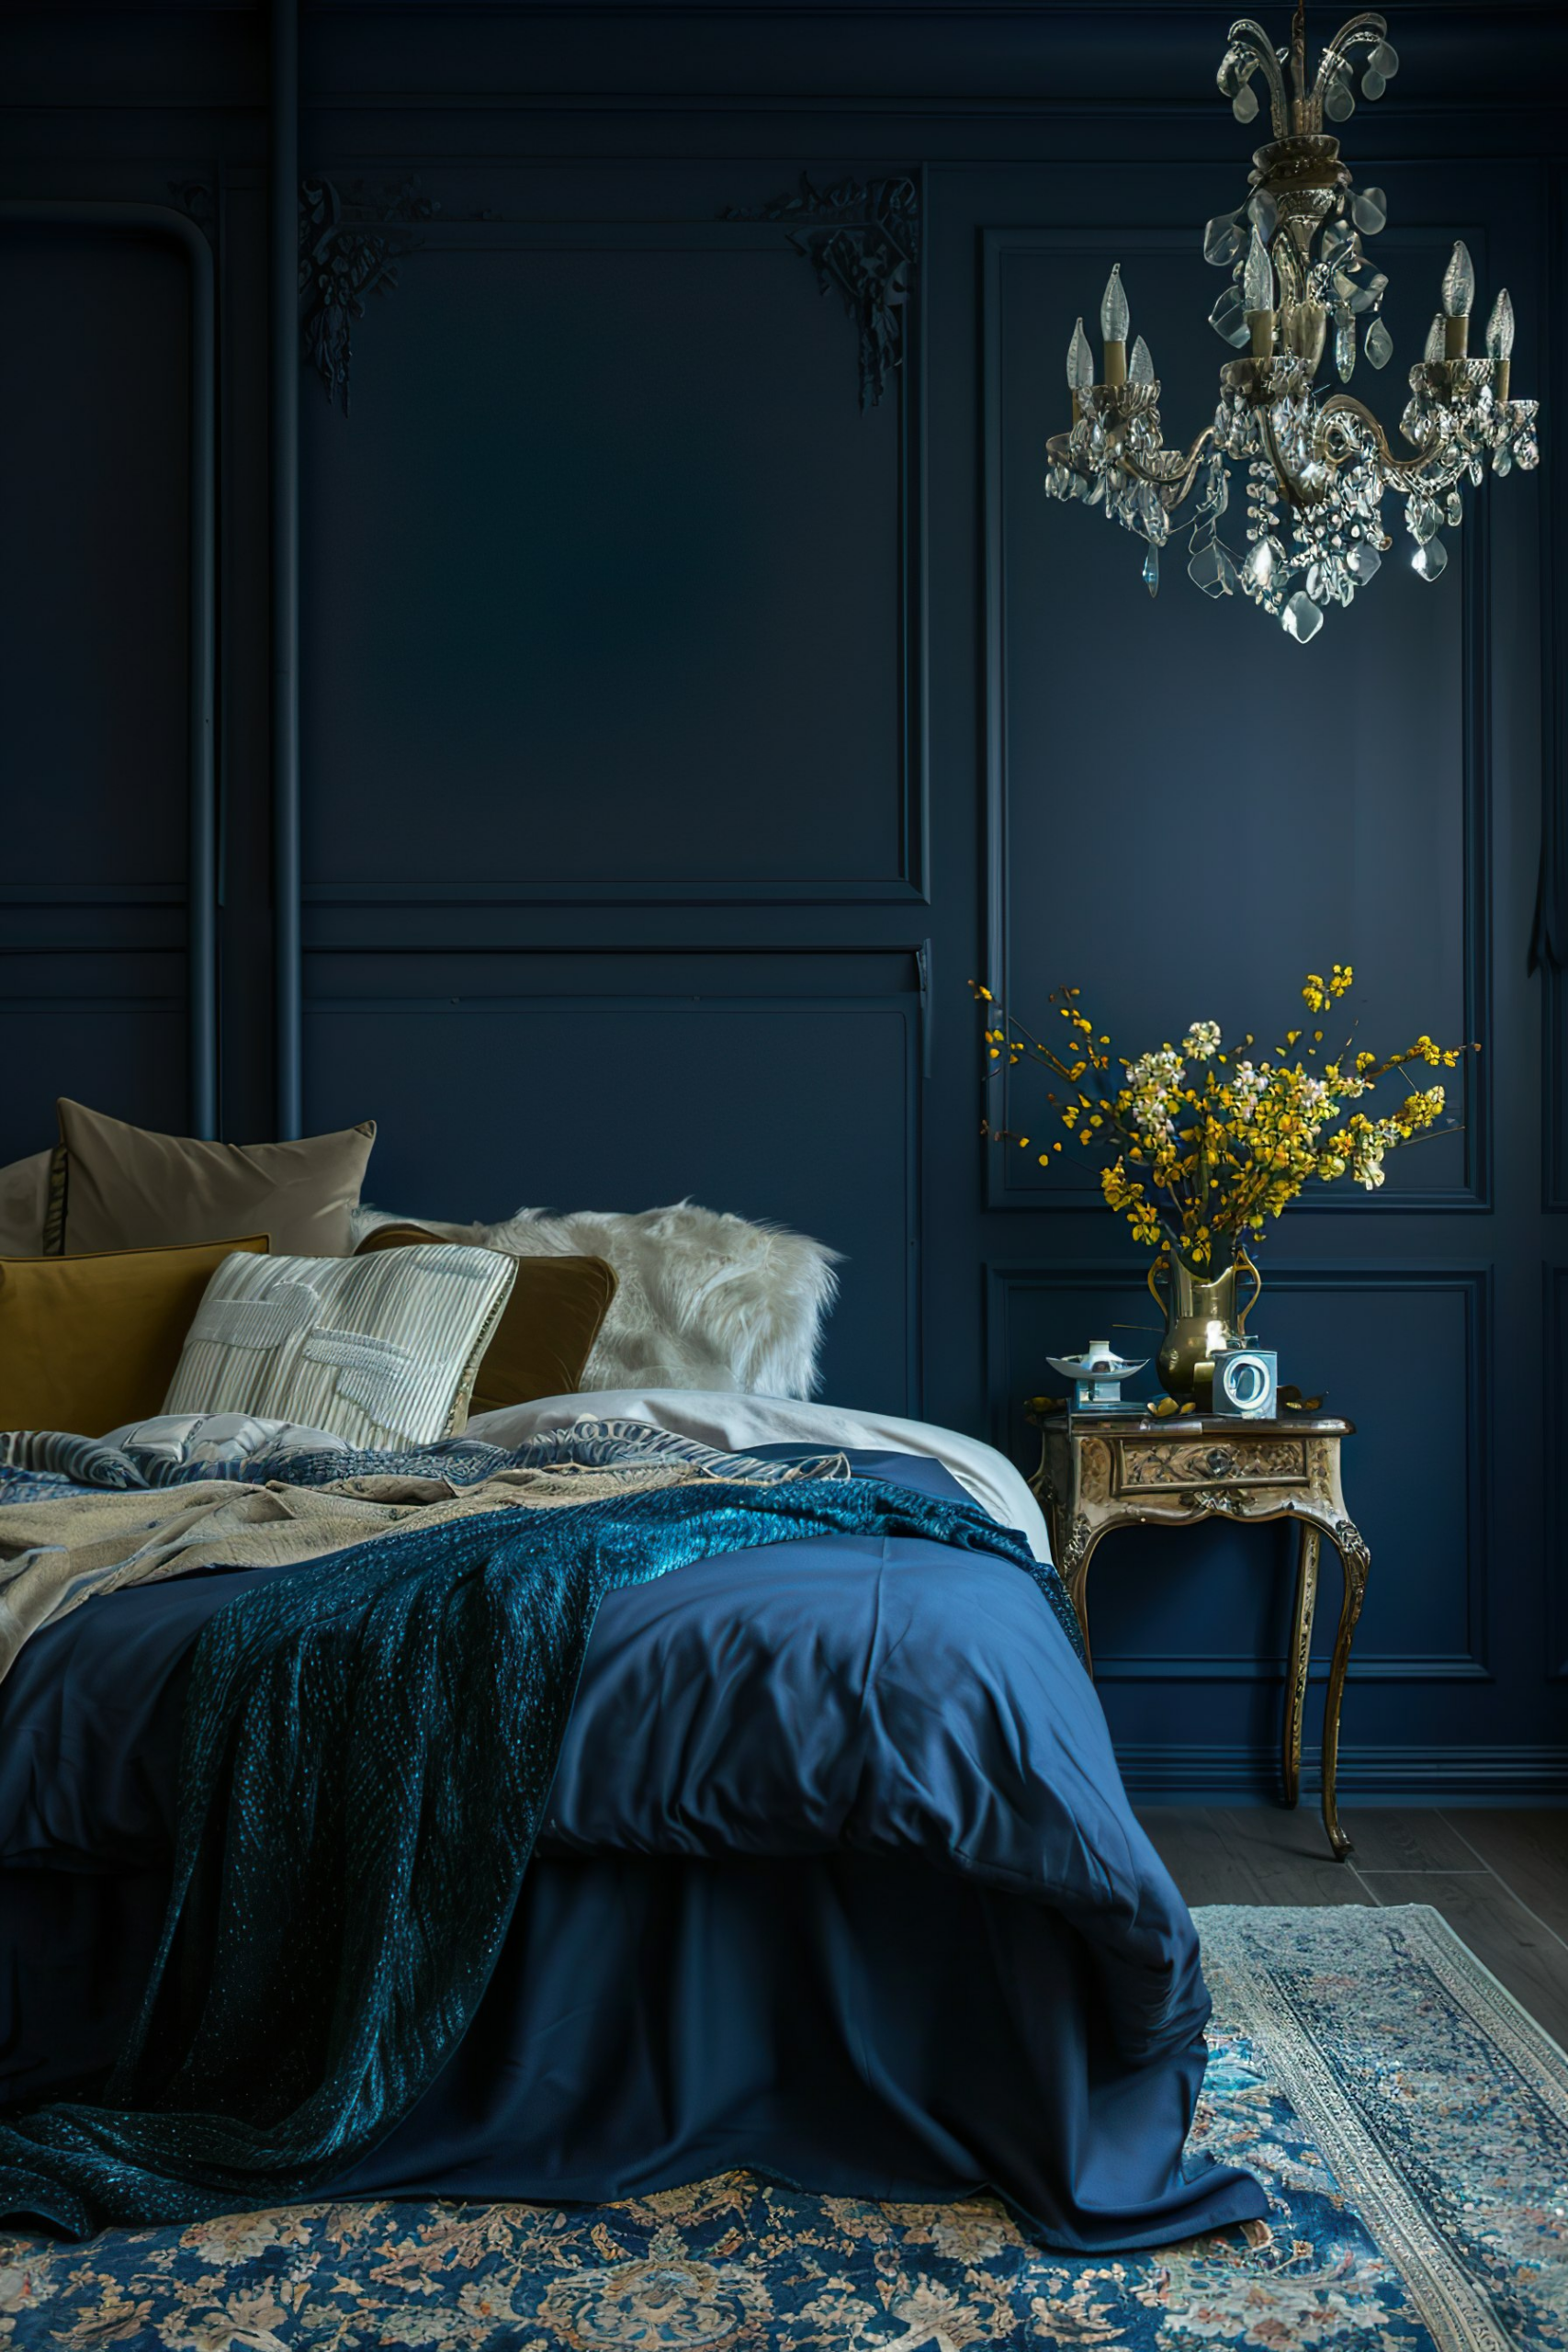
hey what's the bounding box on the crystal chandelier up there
[1044,3,1540,639]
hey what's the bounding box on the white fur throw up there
[351,1200,841,1400]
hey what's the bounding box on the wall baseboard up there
[1114,1744,1568,1804]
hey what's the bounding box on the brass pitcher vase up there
[1148,1248,1262,1403]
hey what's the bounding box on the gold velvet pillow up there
[0,1236,270,1437]
[355,1226,617,1413]
[50,1101,377,1259]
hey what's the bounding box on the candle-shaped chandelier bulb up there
[1485,288,1515,361]
[1439,241,1475,357]
[1066,316,1095,393]
[1129,335,1156,386]
[1100,265,1130,344]
[1441,241,1475,318]
[1243,225,1275,315]
[1423,312,1446,364]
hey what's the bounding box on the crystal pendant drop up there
[1361,67,1386,99]
[1209,285,1251,348]
[1364,316,1393,368]
[1412,537,1449,582]
[1188,541,1237,597]
[1246,189,1279,241]
[1243,537,1277,592]
[1282,591,1325,642]
[1410,496,1441,543]
[1232,81,1258,122]
[1494,442,1514,477]
[1203,212,1245,266]
[1143,547,1159,597]
[1336,316,1357,382]
[1325,76,1355,120]
[1370,40,1398,75]
[1445,489,1463,526]
[1351,186,1388,235]
[1347,542,1382,584]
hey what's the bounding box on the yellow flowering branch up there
[971,968,1478,1269]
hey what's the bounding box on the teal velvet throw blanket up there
[0,1476,1042,2239]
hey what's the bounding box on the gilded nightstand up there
[1031,1414,1369,1860]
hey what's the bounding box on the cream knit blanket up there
[0,1461,724,1687]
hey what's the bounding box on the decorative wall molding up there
[725,174,918,412]
[1111,1743,1568,1800]
[980,219,1494,1217]
[1540,166,1568,1207]
[1546,1261,1568,1679]
[299,174,436,414]
[168,179,214,238]
[985,1258,1494,1684]
[0,199,217,1138]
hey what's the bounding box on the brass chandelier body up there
[1044,5,1540,639]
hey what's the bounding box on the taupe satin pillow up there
[355,1225,618,1413]
[51,1101,377,1260]
[0,1149,51,1256]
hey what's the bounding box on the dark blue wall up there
[2,0,1565,1799]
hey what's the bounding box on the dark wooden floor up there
[1137,1806,1568,2049]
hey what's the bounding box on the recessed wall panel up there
[304,964,919,1411]
[985,226,1485,1208]
[988,1261,1486,1680]
[0,227,190,888]
[301,226,915,898]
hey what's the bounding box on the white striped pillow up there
[163,1246,516,1448]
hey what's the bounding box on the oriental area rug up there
[2,1905,1563,2352]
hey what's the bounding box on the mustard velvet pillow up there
[49,1101,377,1259]
[355,1226,618,1413]
[0,1236,270,1438]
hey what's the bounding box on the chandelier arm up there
[1310,13,1389,113]
[1224,20,1292,138]
[1045,421,1219,504]
[1313,392,1455,485]
[1115,428,1220,499]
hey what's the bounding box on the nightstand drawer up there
[1113,1436,1309,1495]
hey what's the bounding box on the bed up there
[0,1394,1266,2250]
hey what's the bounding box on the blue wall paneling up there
[0,199,216,1136]
[1,2,1562,1798]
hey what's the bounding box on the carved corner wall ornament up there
[169,181,215,239]
[299,175,437,414]
[726,174,919,412]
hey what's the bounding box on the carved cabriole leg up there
[1320,1518,1371,1860]
[1281,1518,1321,1811]
[1059,1519,1110,1680]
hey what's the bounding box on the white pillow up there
[352,1200,840,1399]
[164,1245,516,1448]
[468,1388,1054,1564]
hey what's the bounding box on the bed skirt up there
[2,1849,1247,2252]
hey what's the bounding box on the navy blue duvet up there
[0,1449,1264,2249]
